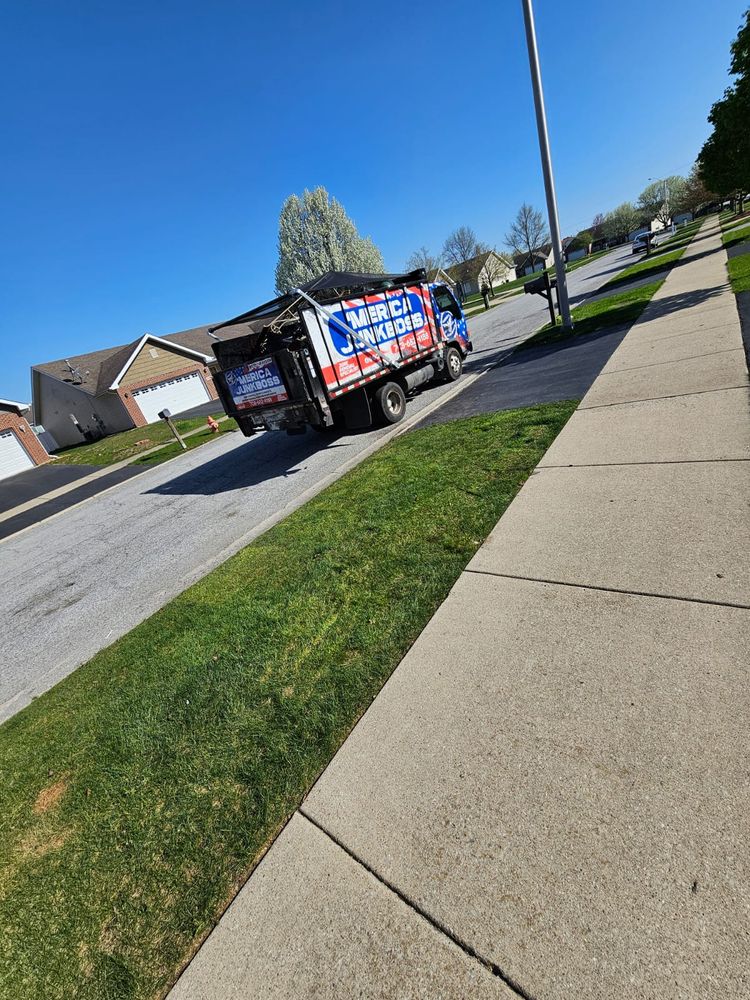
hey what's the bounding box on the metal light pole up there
[521,0,572,329]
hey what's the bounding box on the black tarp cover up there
[209,269,426,332]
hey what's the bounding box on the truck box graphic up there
[301,285,441,396]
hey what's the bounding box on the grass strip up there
[130,420,238,465]
[0,401,577,1000]
[727,250,750,293]
[720,209,750,232]
[722,223,750,252]
[603,248,685,291]
[53,413,226,466]
[520,280,664,349]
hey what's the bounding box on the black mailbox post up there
[524,271,558,327]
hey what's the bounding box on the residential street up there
[0,244,632,722]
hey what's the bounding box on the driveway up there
[0,246,634,722]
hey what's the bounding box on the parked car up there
[632,234,652,255]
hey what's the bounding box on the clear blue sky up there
[2,0,746,402]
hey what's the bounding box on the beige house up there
[31,322,247,450]
[446,250,515,297]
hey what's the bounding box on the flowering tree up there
[275,187,384,294]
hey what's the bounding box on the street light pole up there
[521,0,572,329]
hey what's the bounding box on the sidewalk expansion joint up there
[298,808,537,1000]
[598,347,745,375]
[538,456,750,468]
[579,384,749,411]
[464,569,750,612]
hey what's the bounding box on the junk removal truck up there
[209,270,471,435]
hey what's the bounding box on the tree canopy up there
[698,8,750,199]
[637,176,687,227]
[442,226,484,267]
[274,187,385,294]
[405,246,442,273]
[602,203,643,242]
[504,204,549,258]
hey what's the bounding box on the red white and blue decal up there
[224,356,289,410]
[302,285,441,395]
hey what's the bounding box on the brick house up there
[0,399,50,480]
[31,322,247,450]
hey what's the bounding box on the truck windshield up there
[433,286,461,317]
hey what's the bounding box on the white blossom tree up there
[274,186,385,294]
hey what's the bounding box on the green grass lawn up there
[53,413,227,466]
[0,401,577,1000]
[603,247,685,291]
[521,280,664,349]
[727,249,750,293]
[722,223,750,251]
[131,420,238,465]
[721,209,750,232]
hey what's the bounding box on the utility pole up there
[521,0,572,329]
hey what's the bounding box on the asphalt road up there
[0,244,635,722]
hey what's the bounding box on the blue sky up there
[2,0,746,402]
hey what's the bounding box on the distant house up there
[562,235,590,263]
[673,211,693,227]
[446,250,515,297]
[31,322,249,451]
[0,399,49,481]
[513,243,554,278]
[425,267,458,289]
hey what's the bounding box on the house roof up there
[425,267,456,285]
[0,399,31,415]
[512,244,553,266]
[445,250,513,282]
[32,322,251,397]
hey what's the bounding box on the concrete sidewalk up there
[169,218,750,1000]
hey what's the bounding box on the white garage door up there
[131,372,210,424]
[0,429,34,480]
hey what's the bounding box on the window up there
[149,347,160,358]
[433,285,461,317]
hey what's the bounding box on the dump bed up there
[300,283,443,398]
[210,271,469,434]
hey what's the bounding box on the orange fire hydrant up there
[207,415,220,433]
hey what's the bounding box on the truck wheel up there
[443,345,463,382]
[374,382,406,425]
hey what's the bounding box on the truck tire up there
[443,345,463,382]
[373,381,406,425]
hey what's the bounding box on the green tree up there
[675,163,716,216]
[637,176,687,228]
[274,187,385,294]
[602,202,643,243]
[698,8,750,209]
